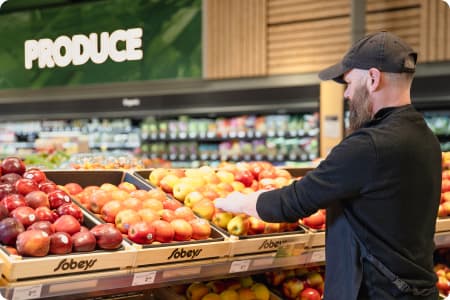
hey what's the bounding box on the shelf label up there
[132,271,157,286]
[12,285,42,300]
[252,257,275,268]
[310,250,326,263]
[276,242,305,258]
[229,260,251,273]
[435,234,450,246]
[162,266,201,279]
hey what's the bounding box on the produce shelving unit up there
[1,227,449,300]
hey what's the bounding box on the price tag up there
[132,271,157,286]
[12,285,42,300]
[229,260,251,273]
[252,257,275,267]
[435,234,450,247]
[310,250,326,263]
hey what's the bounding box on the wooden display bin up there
[46,170,231,268]
[0,211,135,282]
[435,217,450,232]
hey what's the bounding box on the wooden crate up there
[227,230,310,257]
[132,234,231,267]
[0,212,136,282]
[436,217,450,232]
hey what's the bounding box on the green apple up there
[212,211,233,229]
[227,215,250,236]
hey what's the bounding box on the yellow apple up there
[184,191,205,208]
[216,170,235,183]
[219,289,239,300]
[251,283,270,300]
[186,282,209,300]
[149,168,169,186]
[192,199,215,220]
[212,211,233,229]
[173,181,194,202]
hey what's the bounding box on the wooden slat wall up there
[420,0,450,62]
[267,0,425,76]
[203,0,267,79]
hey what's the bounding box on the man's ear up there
[367,68,381,92]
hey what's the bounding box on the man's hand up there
[214,190,266,219]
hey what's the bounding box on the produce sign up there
[0,0,201,89]
[0,157,134,281]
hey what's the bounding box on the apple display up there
[49,232,73,254]
[16,229,50,257]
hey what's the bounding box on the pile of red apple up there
[148,162,323,235]
[0,157,123,257]
[435,248,450,296]
[66,181,212,244]
[265,266,324,300]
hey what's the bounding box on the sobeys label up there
[258,239,288,250]
[53,258,98,272]
[167,248,202,260]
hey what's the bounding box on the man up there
[215,32,442,299]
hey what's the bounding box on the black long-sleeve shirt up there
[257,105,442,300]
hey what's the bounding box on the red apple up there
[174,206,196,221]
[16,229,50,257]
[299,287,321,300]
[90,223,123,250]
[10,206,38,228]
[0,217,25,245]
[128,221,155,244]
[170,219,193,241]
[27,221,55,235]
[2,193,26,212]
[64,182,83,195]
[302,211,325,230]
[53,215,81,235]
[0,173,22,185]
[1,157,26,176]
[39,181,58,193]
[0,182,15,200]
[189,218,212,240]
[234,169,255,187]
[100,200,123,223]
[0,204,8,221]
[22,169,47,184]
[24,190,50,208]
[72,230,97,252]
[115,209,142,234]
[159,209,177,222]
[35,206,58,223]
[151,220,174,243]
[162,198,183,211]
[89,189,112,213]
[137,208,160,224]
[247,216,266,235]
[56,202,84,223]
[49,232,73,254]
[15,178,39,195]
[48,190,72,209]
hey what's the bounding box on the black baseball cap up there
[318,31,417,84]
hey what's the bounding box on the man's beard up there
[348,83,373,133]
